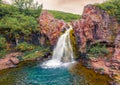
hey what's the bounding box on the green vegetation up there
[0,0,42,58]
[0,36,8,58]
[48,10,81,22]
[23,47,50,60]
[0,0,80,59]
[87,43,109,58]
[70,29,78,59]
[15,42,35,52]
[0,1,41,43]
[0,36,7,50]
[95,0,120,22]
[13,0,42,18]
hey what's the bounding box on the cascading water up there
[42,25,74,68]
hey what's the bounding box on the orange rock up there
[0,52,22,70]
[38,10,66,45]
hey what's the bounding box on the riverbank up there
[0,50,51,71]
[80,53,120,85]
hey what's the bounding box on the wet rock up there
[38,10,66,45]
[36,52,52,61]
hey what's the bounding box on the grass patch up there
[48,10,81,22]
[23,46,50,60]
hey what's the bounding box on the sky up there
[36,0,106,14]
[3,0,106,14]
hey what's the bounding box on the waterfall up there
[42,25,74,68]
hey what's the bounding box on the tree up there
[13,0,42,17]
[0,4,19,18]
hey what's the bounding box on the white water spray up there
[42,25,74,68]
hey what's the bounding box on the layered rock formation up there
[39,11,66,45]
[72,4,118,54]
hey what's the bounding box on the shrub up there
[15,42,35,52]
[95,0,120,22]
[0,49,8,58]
[87,43,109,58]
[23,46,50,60]
[0,36,7,50]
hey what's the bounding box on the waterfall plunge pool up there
[0,61,112,85]
[0,26,112,85]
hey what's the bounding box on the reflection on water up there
[70,62,112,85]
[0,61,112,85]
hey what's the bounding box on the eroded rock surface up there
[72,4,118,53]
[39,11,67,45]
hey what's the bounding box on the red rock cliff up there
[38,11,66,45]
[72,4,118,53]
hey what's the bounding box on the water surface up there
[0,61,112,85]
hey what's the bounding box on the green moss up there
[69,29,79,59]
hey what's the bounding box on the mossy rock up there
[69,29,79,59]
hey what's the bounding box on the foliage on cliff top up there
[95,0,120,22]
[48,10,81,22]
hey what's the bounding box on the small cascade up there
[42,25,74,68]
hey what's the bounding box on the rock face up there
[71,5,120,81]
[72,4,118,53]
[39,11,66,45]
[113,30,120,69]
[0,52,22,70]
